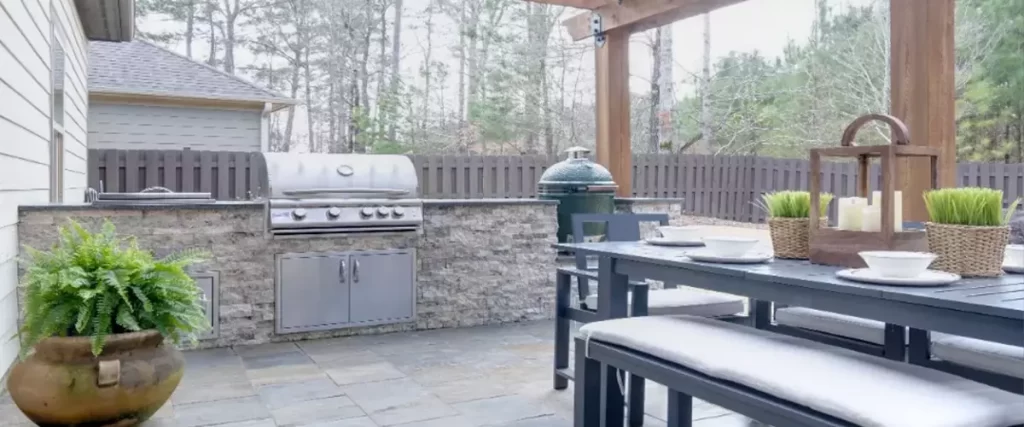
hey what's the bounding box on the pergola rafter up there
[527,0,954,221]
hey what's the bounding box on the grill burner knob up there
[292,208,308,219]
[392,206,405,217]
[326,207,342,218]
[360,207,375,218]
[377,207,391,218]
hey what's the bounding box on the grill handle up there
[338,260,346,284]
[281,188,411,197]
[353,260,360,283]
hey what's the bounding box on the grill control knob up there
[292,208,307,220]
[360,207,374,218]
[392,206,405,217]
[326,207,342,218]
[376,207,391,218]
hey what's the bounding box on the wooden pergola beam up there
[563,0,745,41]
[890,0,955,221]
[526,0,611,10]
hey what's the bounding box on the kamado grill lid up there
[538,147,616,190]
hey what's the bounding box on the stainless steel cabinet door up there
[278,254,351,331]
[349,251,414,324]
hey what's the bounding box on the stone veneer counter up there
[18,200,558,349]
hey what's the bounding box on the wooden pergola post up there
[594,28,632,198]
[890,0,956,221]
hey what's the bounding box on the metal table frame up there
[554,241,1024,425]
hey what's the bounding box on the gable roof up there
[88,40,297,110]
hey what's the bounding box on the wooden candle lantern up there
[808,114,939,268]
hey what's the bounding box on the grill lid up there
[258,153,419,200]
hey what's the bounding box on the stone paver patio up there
[1,321,764,427]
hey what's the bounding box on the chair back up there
[570,213,669,299]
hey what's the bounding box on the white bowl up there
[701,236,759,258]
[859,251,936,279]
[1005,244,1024,268]
[657,226,703,242]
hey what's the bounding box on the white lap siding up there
[0,0,89,374]
[88,102,262,152]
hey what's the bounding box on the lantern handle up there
[840,114,911,147]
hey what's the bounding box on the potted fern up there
[759,191,834,259]
[7,220,210,427]
[924,188,1021,277]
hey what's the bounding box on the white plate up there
[685,249,773,264]
[645,237,705,247]
[836,268,960,286]
[1004,264,1024,274]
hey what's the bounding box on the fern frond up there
[19,219,209,356]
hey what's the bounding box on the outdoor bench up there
[574,315,1024,427]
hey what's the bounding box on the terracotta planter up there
[6,330,184,427]
[926,222,1010,277]
[768,217,826,260]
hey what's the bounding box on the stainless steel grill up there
[256,153,423,236]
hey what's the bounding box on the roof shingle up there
[88,40,296,106]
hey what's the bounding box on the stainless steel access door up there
[349,250,415,325]
[277,253,351,332]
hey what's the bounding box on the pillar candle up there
[861,206,881,232]
[836,197,868,231]
[871,191,903,232]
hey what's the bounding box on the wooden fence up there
[88,149,263,200]
[88,149,1024,223]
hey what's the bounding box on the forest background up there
[135,0,1024,162]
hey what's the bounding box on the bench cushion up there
[583,287,745,317]
[775,307,885,344]
[580,316,1024,427]
[932,333,1024,379]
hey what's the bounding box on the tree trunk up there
[205,3,217,66]
[184,0,196,58]
[657,25,674,152]
[649,30,662,153]
[304,47,315,152]
[376,2,388,125]
[697,13,713,154]
[457,0,466,152]
[284,50,301,151]
[387,0,403,142]
[421,1,433,133]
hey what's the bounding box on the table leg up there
[554,271,571,390]
[598,256,629,427]
[884,324,907,361]
[597,256,629,320]
[907,327,931,365]
[750,300,772,329]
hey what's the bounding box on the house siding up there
[88,102,263,152]
[0,0,88,374]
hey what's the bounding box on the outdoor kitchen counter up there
[17,200,559,348]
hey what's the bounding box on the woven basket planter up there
[926,222,1009,277]
[769,217,827,260]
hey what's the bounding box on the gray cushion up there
[775,307,886,344]
[579,316,1024,427]
[583,287,745,317]
[1009,208,1024,245]
[932,333,1024,379]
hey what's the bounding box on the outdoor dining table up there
[554,240,1024,425]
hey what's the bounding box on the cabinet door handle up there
[339,260,347,284]
[353,260,361,283]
